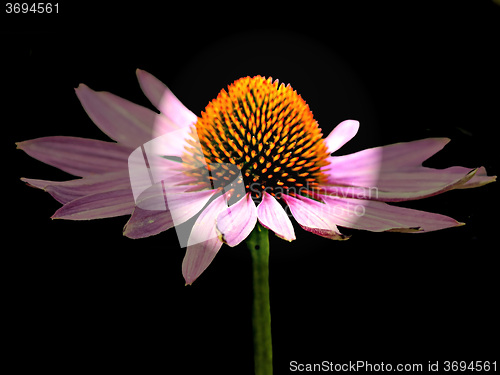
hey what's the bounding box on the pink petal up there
[216,193,257,247]
[51,189,135,220]
[320,195,463,232]
[123,207,173,239]
[76,84,166,149]
[320,168,479,202]
[17,136,129,177]
[21,171,130,204]
[281,194,349,240]
[182,194,228,285]
[182,241,223,286]
[324,120,360,154]
[324,138,449,187]
[256,192,295,241]
[136,69,198,129]
[322,138,494,201]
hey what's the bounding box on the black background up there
[3,1,499,373]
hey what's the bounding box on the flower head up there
[18,70,496,284]
[183,76,330,203]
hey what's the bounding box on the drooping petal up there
[51,189,135,220]
[322,137,495,201]
[324,138,450,187]
[256,192,295,241]
[281,194,349,240]
[76,84,171,149]
[21,171,130,204]
[320,195,463,232]
[216,193,258,247]
[123,207,173,239]
[182,194,228,285]
[17,136,130,177]
[324,120,360,154]
[182,241,223,286]
[320,168,479,202]
[372,166,478,192]
[136,69,198,129]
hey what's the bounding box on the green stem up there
[246,223,272,375]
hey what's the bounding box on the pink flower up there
[18,70,495,284]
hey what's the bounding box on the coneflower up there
[18,70,495,375]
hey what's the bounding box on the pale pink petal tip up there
[282,194,349,241]
[74,82,166,149]
[182,240,223,286]
[182,195,227,285]
[216,193,258,247]
[257,192,295,241]
[324,119,360,154]
[135,69,197,129]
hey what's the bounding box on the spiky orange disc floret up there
[182,76,330,201]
